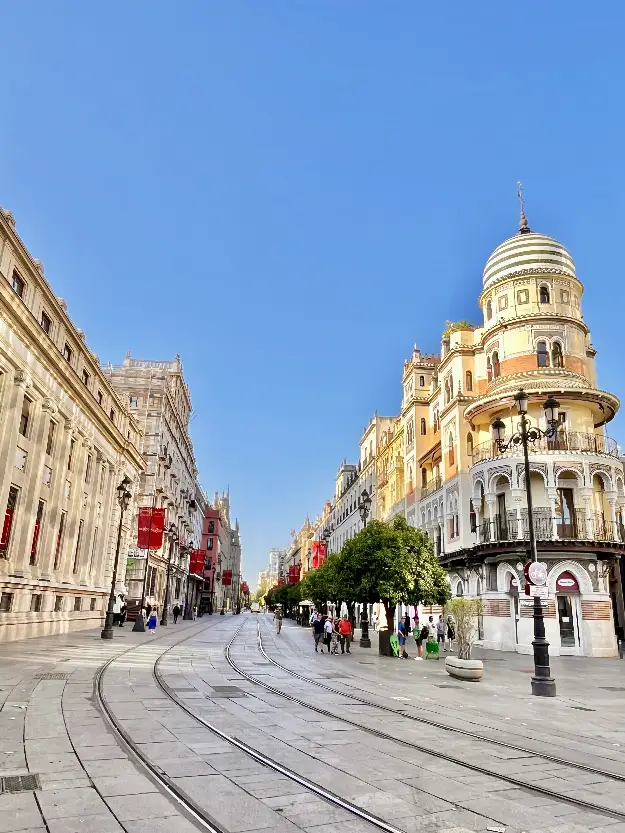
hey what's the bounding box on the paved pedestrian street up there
[1,615,625,833]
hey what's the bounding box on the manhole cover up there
[34,673,71,680]
[1,774,41,793]
[571,706,595,712]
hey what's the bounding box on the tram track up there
[221,617,625,822]
[95,616,407,833]
[93,615,625,831]
[257,617,625,784]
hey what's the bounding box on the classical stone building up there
[0,208,144,642]
[209,491,241,613]
[102,355,200,616]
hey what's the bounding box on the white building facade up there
[0,208,144,641]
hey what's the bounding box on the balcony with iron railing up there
[420,475,442,499]
[479,510,625,545]
[471,431,620,466]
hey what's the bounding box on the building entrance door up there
[557,594,582,654]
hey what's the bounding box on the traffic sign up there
[529,585,549,598]
[528,562,548,586]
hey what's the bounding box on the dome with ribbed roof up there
[483,228,576,291]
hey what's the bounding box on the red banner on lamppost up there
[288,565,300,584]
[222,570,232,586]
[189,549,205,576]
[137,507,166,549]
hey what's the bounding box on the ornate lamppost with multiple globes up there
[160,523,178,626]
[357,488,373,648]
[101,477,132,640]
[492,389,559,697]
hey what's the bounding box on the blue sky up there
[2,3,625,587]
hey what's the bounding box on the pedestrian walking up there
[413,618,424,660]
[145,603,152,620]
[147,607,158,635]
[436,615,446,648]
[173,604,181,624]
[446,615,455,652]
[372,609,379,631]
[397,617,408,659]
[323,615,333,652]
[427,615,437,640]
[274,606,283,634]
[313,613,325,652]
[118,603,127,627]
[330,619,340,654]
[338,614,352,654]
[192,606,198,621]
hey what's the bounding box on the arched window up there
[449,377,454,398]
[421,468,427,488]
[419,375,425,387]
[487,356,492,383]
[467,432,474,458]
[448,432,455,466]
[444,379,450,405]
[492,350,501,378]
[465,370,473,391]
[486,299,492,320]
[539,285,550,304]
[420,417,426,435]
[551,342,564,368]
[456,581,464,597]
[537,340,550,367]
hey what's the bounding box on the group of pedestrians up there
[397,613,455,660]
[311,611,353,654]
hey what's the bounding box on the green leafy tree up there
[340,516,450,655]
[299,554,341,611]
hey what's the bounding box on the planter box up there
[445,655,483,681]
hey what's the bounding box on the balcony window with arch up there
[539,285,550,304]
[448,432,455,466]
[421,469,427,489]
[419,375,425,387]
[465,370,473,391]
[466,432,474,458]
[551,341,564,368]
[420,417,426,435]
[537,340,550,367]
[492,351,501,378]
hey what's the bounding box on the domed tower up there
[454,208,625,658]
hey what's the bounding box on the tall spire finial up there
[517,181,530,233]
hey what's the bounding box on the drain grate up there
[1,774,41,793]
[34,673,71,681]
[436,684,463,689]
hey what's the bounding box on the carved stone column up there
[547,488,559,539]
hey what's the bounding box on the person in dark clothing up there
[118,604,127,627]
[145,603,152,619]
[312,614,325,652]
[172,604,181,624]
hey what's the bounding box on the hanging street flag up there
[137,507,166,550]
[222,570,232,586]
[189,549,205,576]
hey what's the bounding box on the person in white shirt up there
[323,616,333,652]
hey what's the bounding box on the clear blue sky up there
[2,3,625,587]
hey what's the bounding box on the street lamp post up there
[357,489,373,648]
[492,389,559,698]
[160,524,178,627]
[101,478,132,640]
[235,572,242,614]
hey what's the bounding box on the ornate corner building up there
[412,216,625,657]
